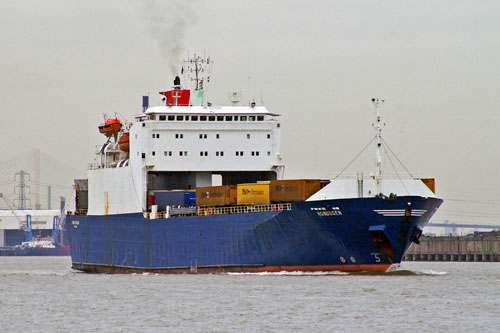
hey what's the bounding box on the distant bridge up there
[426,222,500,230]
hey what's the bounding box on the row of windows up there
[142,151,272,158]
[163,151,188,156]
[157,115,266,122]
[154,133,271,140]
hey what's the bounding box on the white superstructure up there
[87,66,283,216]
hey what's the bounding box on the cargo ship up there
[66,55,442,273]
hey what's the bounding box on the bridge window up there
[191,116,198,121]
[240,116,247,121]
[159,115,166,121]
[200,116,207,121]
[234,116,239,121]
[267,134,271,139]
[257,116,264,121]
[225,116,233,121]
[217,116,224,121]
[164,151,172,156]
[168,115,175,121]
[185,115,190,121]
[152,151,156,156]
[208,116,215,121]
[247,134,250,139]
[249,116,255,121]
[216,134,220,139]
[177,115,184,121]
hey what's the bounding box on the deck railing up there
[148,203,292,219]
[66,203,292,219]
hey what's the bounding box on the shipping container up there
[420,178,435,193]
[270,179,322,203]
[154,190,196,210]
[196,185,237,207]
[237,183,270,205]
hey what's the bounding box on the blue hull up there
[66,196,442,273]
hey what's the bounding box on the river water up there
[0,257,498,332]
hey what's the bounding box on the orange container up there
[270,179,322,203]
[196,185,237,207]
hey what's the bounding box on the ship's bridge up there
[138,105,281,117]
[129,104,283,190]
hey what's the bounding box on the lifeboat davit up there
[98,119,122,137]
[118,132,130,152]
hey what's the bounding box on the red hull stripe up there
[73,263,392,274]
[246,264,391,273]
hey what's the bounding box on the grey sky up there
[1,1,499,226]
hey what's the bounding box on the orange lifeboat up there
[98,118,122,137]
[118,132,130,152]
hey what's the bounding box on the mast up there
[182,53,212,91]
[371,98,385,187]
